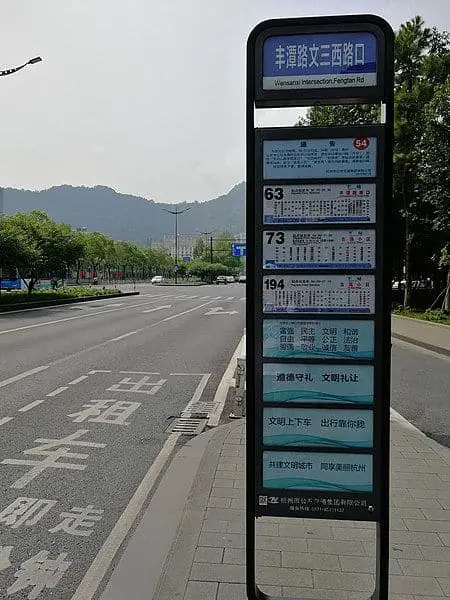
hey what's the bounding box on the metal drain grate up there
[166,417,207,436]
[182,401,217,418]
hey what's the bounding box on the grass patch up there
[0,286,119,305]
[392,307,450,325]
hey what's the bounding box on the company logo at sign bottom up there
[263,451,373,492]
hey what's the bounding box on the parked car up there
[151,275,164,285]
[215,276,228,284]
[225,276,235,283]
[238,275,246,283]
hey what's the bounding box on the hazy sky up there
[1,1,449,204]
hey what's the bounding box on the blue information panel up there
[263,451,373,492]
[263,32,377,91]
[263,407,373,448]
[232,242,247,257]
[263,319,374,359]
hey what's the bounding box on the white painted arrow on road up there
[142,305,172,314]
[205,306,238,316]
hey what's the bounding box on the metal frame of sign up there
[246,15,394,600]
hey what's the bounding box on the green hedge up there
[0,286,118,305]
[392,307,450,325]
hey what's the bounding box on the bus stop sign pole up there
[246,14,394,600]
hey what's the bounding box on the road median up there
[0,291,140,312]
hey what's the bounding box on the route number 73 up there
[265,232,285,244]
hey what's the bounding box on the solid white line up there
[141,305,171,314]
[88,370,112,374]
[170,372,210,376]
[119,371,160,375]
[0,298,179,335]
[182,373,211,416]
[208,333,246,427]
[70,432,180,600]
[108,331,138,342]
[0,417,13,425]
[0,365,50,389]
[186,295,198,299]
[212,296,222,300]
[225,296,235,301]
[199,296,210,300]
[68,375,89,386]
[18,399,45,412]
[46,386,68,397]
[160,301,215,323]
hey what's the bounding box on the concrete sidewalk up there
[101,411,450,600]
[392,315,450,356]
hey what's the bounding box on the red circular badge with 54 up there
[353,137,370,150]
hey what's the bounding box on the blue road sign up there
[263,32,377,91]
[232,243,247,257]
[182,256,191,262]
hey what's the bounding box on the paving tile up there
[437,471,450,482]
[255,521,279,536]
[221,446,241,457]
[390,575,444,596]
[202,519,228,533]
[194,546,224,564]
[227,521,244,534]
[440,534,450,546]
[410,489,450,500]
[224,547,280,567]
[233,479,245,489]
[282,550,340,571]
[211,487,243,499]
[198,531,245,549]
[215,470,245,480]
[206,507,245,523]
[256,535,307,553]
[308,539,365,556]
[213,478,234,488]
[279,523,333,539]
[208,497,232,508]
[216,583,247,600]
[391,531,443,546]
[332,527,375,541]
[399,559,450,578]
[231,498,245,509]
[404,520,450,533]
[438,578,450,595]
[257,565,313,587]
[419,546,450,561]
[190,562,245,583]
[394,508,427,519]
[313,569,374,592]
[184,580,218,600]
[393,498,443,510]
[339,555,402,574]
[282,587,350,599]
[422,509,450,521]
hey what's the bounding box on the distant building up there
[152,234,201,259]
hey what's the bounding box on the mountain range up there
[1,183,246,244]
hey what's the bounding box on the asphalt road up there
[0,283,245,600]
[391,339,450,448]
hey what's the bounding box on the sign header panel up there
[232,242,247,257]
[263,32,377,91]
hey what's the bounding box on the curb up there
[392,332,450,357]
[99,421,239,600]
[0,291,140,313]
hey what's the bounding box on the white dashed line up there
[46,386,68,397]
[88,370,112,374]
[18,399,45,412]
[68,375,89,386]
[225,296,234,301]
[0,417,14,425]
[199,296,210,300]
[108,331,138,342]
[0,366,50,389]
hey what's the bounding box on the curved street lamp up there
[162,207,192,284]
[0,56,42,78]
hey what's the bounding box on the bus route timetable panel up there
[263,274,375,314]
[263,229,376,270]
[263,183,376,224]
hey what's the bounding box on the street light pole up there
[162,207,192,284]
[199,229,216,264]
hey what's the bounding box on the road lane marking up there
[170,372,210,376]
[181,373,211,416]
[186,295,198,299]
[0,417,13,425]
[88,370,112,374]
[141,304,171,314]
[0,298,180,335]
[18,399,45,412]
[119,371,160,375]
[199,295,210,299]
[71,355,215,600]
[205,306,238,316]
[225,296,235,300]
[68,375,89,385]
[159,301,216,323]
[108,331,138,342]
[46,386,68,397]
[0,366,50,389]
[212,296,222,300]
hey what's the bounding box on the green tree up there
[212,232,242,271]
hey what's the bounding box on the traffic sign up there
[173,264,178,271]
[231,242,247,257]
[246,14,394,600]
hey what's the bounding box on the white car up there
[238,275,246,283]
[151,275,164,285]
[225,276,235,283]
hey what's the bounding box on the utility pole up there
[162,207,192,284]
[199,229,216,264]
